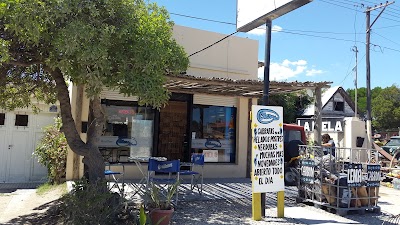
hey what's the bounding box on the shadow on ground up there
[1,199,63,225]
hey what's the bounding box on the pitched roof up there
[302,86,356,116]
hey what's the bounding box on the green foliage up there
[36,182,67,196]
[269,92,313,123]
[61,179,126,225]
[371,85,400,130]
[139,204,147,225]
[0,0,189,110]
[34,117,67,184]
[145,180,179,210]
[348,85,400,130]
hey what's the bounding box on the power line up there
[375,24,400,29]
[372,31,400,46]
[170,8,400,56]
[188,31,239,57]
[170,10,366,35]
[338,53,366,86]
[170,12,235,25]
[319,0,400,23]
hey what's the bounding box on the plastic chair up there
[147,159,181,205]
[180,153,205,194]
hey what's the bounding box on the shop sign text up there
[252,106,284,193]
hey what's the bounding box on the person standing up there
[322,133,336,156]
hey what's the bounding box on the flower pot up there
[149,208,174,225]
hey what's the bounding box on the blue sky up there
[152,0,400,90]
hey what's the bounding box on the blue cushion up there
[179,170,199,175]
[105,170,121,175]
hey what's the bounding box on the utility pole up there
[352,46,358,117]
[365,1,394,149]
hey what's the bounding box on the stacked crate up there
[297,145,381,215]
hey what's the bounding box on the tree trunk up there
[47,66,106,183]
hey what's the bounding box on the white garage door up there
[0,112,56,183]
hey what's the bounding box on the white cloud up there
[248,25,283,36]
[306,69,324,76]
[272,25,283,33]
[258,59,312,81]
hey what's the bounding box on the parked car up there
[381,136,400,156]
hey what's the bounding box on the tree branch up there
[5,60,41,67]
[44,65,89,156]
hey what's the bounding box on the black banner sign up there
[300,160,315,184]
[366,165,381,187]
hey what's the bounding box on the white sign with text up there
[251,105,284,193]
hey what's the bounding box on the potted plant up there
[145,180,179,225]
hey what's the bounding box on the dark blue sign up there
[367,164,381,187]
[257,109,279,124]
[300,160,315,184]
[205,139,222,149]
[116,137,137,147]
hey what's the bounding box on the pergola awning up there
[165,74,331,97]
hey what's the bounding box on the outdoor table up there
[125,156,167,198]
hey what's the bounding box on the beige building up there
[66,25,328,180]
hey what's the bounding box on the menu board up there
[251,106,284,193]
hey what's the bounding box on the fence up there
[296,145,381,215]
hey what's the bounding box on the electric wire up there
[170,1,400,57]
[338,53,366,87]
[320,0,400,23]
[372,31,400,46]
[188,31,239,57]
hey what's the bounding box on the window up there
[99,100,155,162]
[334,101,344,111]
[0,113,4,125]
[284,130,302,143]
[191,105,236,163]
[15,114,28,126]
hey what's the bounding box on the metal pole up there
[263,20,272,106]
[352,46,358,117]
[366,9,372,149]
[261,19,272,217]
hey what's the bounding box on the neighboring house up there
[66,25,329,180]
[0,103,59,183]
[297,86,357,146]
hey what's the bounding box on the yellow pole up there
[252,192,262,220]
[277,191,284,217]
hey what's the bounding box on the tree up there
[347,86,383,119]
[372,85,400,130]
[0,0,189,182]
[347,87,367,118]
[269,92,313,123]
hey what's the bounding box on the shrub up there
[61,179,127,225]
[34,117,68,184]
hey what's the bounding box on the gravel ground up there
[1,180,399,225]
[172,199,303,225]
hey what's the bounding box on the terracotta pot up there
[149,208,174,225]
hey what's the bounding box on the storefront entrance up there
[158,101,189,161]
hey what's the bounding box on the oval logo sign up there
[257,109,279,124]
[205,139,222,149]
[116,137,137,147]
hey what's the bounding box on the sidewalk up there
[1,179,399,224]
